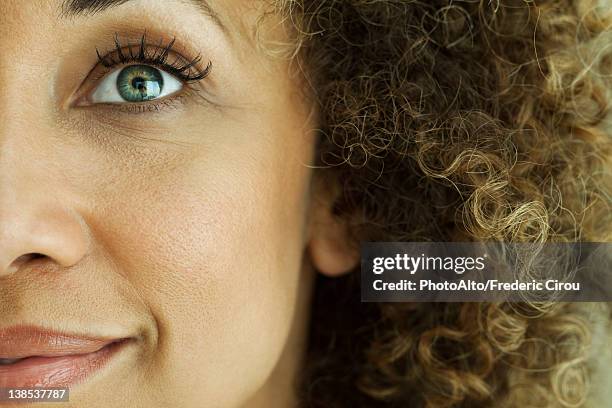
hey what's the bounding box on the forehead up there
[0,0,277,46]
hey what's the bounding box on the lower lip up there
[0,339,129,389]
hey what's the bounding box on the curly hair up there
[262,1,612,406]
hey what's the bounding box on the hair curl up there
[264,1,612,406]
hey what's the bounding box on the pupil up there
[133,77,148,95]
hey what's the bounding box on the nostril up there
[7,253,45,273]
[15,253,44,262]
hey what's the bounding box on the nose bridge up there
[0,110,53,206]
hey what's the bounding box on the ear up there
[307,177,359,277]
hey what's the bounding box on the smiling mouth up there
[0,326,132,389]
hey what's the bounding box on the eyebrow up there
[61,0,227,33]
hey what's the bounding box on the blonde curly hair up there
[263,0,612,406]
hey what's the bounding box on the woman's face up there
[0,1,349,406]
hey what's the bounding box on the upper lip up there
[0,325,127,359]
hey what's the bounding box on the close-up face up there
[0,1,340,406]
[1,0,610,407]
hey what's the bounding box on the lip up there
[0,326,131,388]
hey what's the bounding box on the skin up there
[0,0,357,407]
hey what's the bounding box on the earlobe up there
[307,180,359,277]
[308,232,359,277]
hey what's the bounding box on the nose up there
[0,205,89,278]
[0,30,90,280]
[0,140,89,279]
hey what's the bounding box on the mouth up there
[0,326,133,389]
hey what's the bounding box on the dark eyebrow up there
[61,0,227,33]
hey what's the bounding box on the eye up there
[90,64,183,104]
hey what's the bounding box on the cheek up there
[87,141,311,405]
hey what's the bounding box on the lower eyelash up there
[91,85,217,115]
[94,88,190,114]
[96,32,212,83]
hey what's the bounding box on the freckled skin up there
[0,1,340,407]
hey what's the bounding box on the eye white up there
[90,66,184,103]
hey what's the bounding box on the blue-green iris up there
[117,65,164,102]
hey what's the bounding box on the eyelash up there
[96,32,212,84]
[80,33,213,114]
